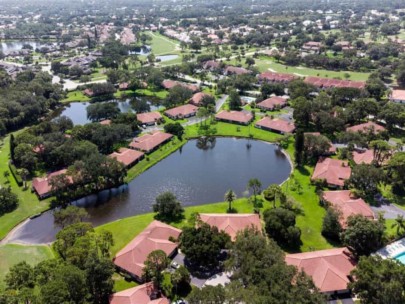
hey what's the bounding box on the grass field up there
[146,31,179,56]
[0,133,51,240]
[61,90,91,103]
[254,57,370,81]
[0,244,54,290]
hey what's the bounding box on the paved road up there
[41,63,107,91]
[371,203,405,219]
[216,94,228,112]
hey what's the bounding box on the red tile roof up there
[258,72,297,83]
[323,190,375,228]
[113,220,181,279]
[161,80,199,92]
[32,169,73,197]
[255,117,296,133]
[352,149,375,165]
[83,88,94,97]
[285,248,356,293]
[215,110,253,124]
[137,112,162,125]
[346,121,386,134]
[189,92,211,106]
[109,282,169,304]
[99,119,111,125]
[390,90,405,102]
[109,148,144,167]
[164,104,198,118]
[203,60,221,70]
[257,96,288,110]
[224,66,251,75]
[304,76,365,89]
[119,82,129,90]
[199,213,262,241]
[129,131,173,153]
[311,158,351,187]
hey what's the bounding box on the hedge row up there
[9,163,23,187]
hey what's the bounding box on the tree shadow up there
[154,213,185,225]
[297,166,310,176]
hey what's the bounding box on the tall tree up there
[224,189,237,212]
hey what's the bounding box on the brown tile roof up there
[109,148,144,167]
[113,220,181,279]
[257,96,288,110]
[304,76,365,89]
[164,104,198,118]
[323,190,375,228]
[161,80,199,92]
[285,248,356,293]
[199,213,262,241]
[203,60,221,70]
[224,66,251,75]
[258,72,297,83]
[352,149,375,165]
[390,90,405,102]
[311,158,351,187]
[129,131,173,153]
[255,117,296,133]
[83,88,94,97]
[137,112,162,125]
[215,110,253,124]
[32,169,73,197]
[109,282,169,304]
[119,82,129,90]
[99,119,111,125]
[346,121,386,134]
[189,92,211,106]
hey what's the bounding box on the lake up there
[157,54,179,62]
[59,96,163,125]
[7,138,291,244]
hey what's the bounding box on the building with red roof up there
[304,76,365,90]
[285,248,356,294]
[302,41,322,52]
[258,72,297,84]
[215,110,253,125]
[199,213,262,241]
[203,60,221,71]
[390,89,405,104]
[99,119,111,125]
[118,82,129,90]
[109,148,144,168]
[129,131,173,153]
[164,104,198,120]
[189,92,212,106]
[32,169,73,199]
[83,88,94,97]
[224,66,251,76]
[113,220,181,281]
[311,158,351,188]
[322,190,375,228]
[346,121,386,134]
[352,149,375,165]
[255,117,296,134]
[137,112,163,126]
[109,282,169,304]
[161,80,199,92]
[257,96,288,111]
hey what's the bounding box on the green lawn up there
[146,31,179,55]
[254,57,370,81]
[0,244,54,290]
[125,138,187,182]
[61,90,91,103]
[0,133,51,240]
[135,88,168,99]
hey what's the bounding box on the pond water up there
[7,138,291,244]
[157,54,179,62]
[59,96,163,125]
[129,45,151,55]
[0,40,56,53]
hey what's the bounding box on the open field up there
[0,244,54,290]
[0,133,51,240]
[61,90,91,103]
[146,31,179,55]
[254,57,370,81]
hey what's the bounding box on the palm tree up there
[224,189,237,212]
[18,168,29,190]
[247,178,262,210]
[392,215,405,237]
[263,184,282,208]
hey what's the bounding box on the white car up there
[171,261,180,269]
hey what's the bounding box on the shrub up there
[9,163,23,186]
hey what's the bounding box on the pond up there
[129,45,151,55]
[157,54,179,62]
[7,138,291,244]
[0,40,56,53]
[59,96,163,125]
